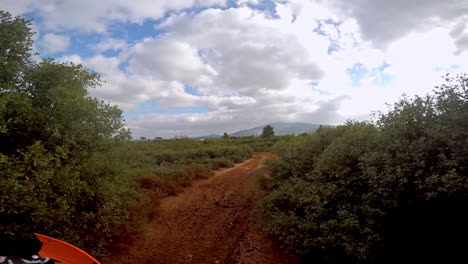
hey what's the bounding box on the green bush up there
[255,74,468,263]
[256,123,379,262]
[207,158,235,169]
[0,11,132,259]
[124,141,253,179]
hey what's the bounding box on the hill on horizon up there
[192,122,331,139]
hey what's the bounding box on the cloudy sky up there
[2,0,468,138]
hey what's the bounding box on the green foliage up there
[261,125,275,138]
[2,60,130,156]
[0,11,260,259]
[224,136,283,152]
[223,132,229,139]
[0,11,33,90]
[256,123,379,262]
[267,125,354,182]
[0,11,131,259]
[255,74,468,263]
[108,139,254,247]
[123,139,254,183]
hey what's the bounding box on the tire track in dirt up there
[110,153,296,264]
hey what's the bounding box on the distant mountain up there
[191,122,332,140]
[229,122,329,137]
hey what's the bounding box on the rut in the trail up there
[110,153,296,264]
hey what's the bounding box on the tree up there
[0,11,132,258]
[0,11,34,90]
[261,125,274,138]
[2,59,130,155]
[222,132,229,139]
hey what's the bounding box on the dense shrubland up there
[121,137,280,200]
[255,74,468,264]
[120,139,254,191]
[216,136,284,152]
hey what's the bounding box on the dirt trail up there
[111,153,296,264]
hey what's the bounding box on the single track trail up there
[110,152,296,264]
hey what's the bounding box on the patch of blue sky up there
[324,18,341,26]
[64,34,103,58]
[123,98,160,119]
[184,84,203,96]
[118,59,130,72]
[308,81,330,95]
[235,0,280,19]
[101,49,121,58]
[433,65,460,72]
[22,11,44,26]
[313,19,342,54]
[347,64,368,86]
[347,63,394,87]
[327,42,341,54]
[123,98,209,119]
[107,19,165,44]
[313,23,327,37]
[34,33,100,59]
[314,19,340,36]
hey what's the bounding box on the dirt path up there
[110,153,296,264]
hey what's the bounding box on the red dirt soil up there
[110,153,297,264]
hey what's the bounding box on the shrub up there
[0,11,132,259]
[255,74,468,263]
[135,174,181,196]
[0,143,134,258]
[207,158,235,170]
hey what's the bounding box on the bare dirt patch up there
[110,153,296,264]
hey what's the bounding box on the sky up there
[2,0,468,138]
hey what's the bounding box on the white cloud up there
[40,33,70,54]
[144,7,323,96]
[94,38,127,53]
[0,0,228,33]
[129,36,217,85]
[451,18,468,55]
[14,0,468,138]
[0,0,34,15]
[237,0,261,5]
[196,0,227,8]
[326,0,468,51]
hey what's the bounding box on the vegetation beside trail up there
[120,136,282,201]
[255,74,468,264]
[108,138,256,253]
[0,11,133,258]
[3,10,467,264]
[0,11,273,260]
